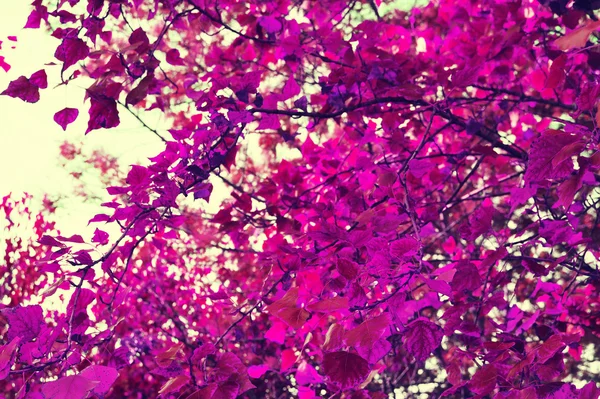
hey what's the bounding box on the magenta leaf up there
[344,313,391,349]
[53,108,79,131]
[403,318,443,362]
[1,305,44,342]
[54,38,89,69]
[323,352,370,389]
[525,130,582,185]
[469,364,497,396]
[0,337,21,380]
[451,262,482,296]
[166,48,185,66]
[29,69,47,89]
[1,76,40,103]
[41,375,99,399]
[86,94,120,133]
[79,365,119,396]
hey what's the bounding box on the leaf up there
[188,381,239,399]
[546,54,567,89]
[248,364,269,379]
[126,74,154,105]
[579,381,600,399]
[322,323,345,352]
[469,364,497,396]
[554,21,600,51]
[390,237,420,259]
[322,352,370,389]
[1,305,44,342]
[280,349,297,371]
[155,343,184,368]
[86,94,120,133]
[344,313,391,348]
[536,335,564,364]
[281,77,301,101]
[29,69,48,89]
[1,76,40,103]
[356,338,392,364]
[402,318,443,361]
[166,49,185,66]
[55,38,89,69]
[306,297,348,313]
[126,165,149,186]
[258,16,282,34]
[79,365,119,396]
[54,108,79,131]
[275,307,311,329]
[41,375,99,399]
[0,337,20,380]
[451,263,482,295]
[336,258,359,280]
[159,375,189,395]
[525,130,581,184]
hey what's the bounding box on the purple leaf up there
[24,7,47,29]
[92,228,110,245]
[1,76,40,103]
[451,262,482,295]
[126,165,149,186]
[86,94,120,133]
[258,16,282,34]
[0,337,21,381]
[41,375,99,399]
[356,338,392,364]
[125,74,154,105]
[79,365,119,396]
[1,305,44,342]
[248,364,270,379]
[166,48,185,66]
[55,38,89,69]
[54,108,79,131]
[322,351,370,389]
[129,28,150,53]
[281,77,301,101]
[402,318,443,362]
[39,235,65,247]
[469,364,497,396]
[29,69,48,89]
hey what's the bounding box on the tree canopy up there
[2,0,600,398]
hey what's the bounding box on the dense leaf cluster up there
[2,0,600,397]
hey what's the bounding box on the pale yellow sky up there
[0,2,168,236]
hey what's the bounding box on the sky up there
[0,2,168,237]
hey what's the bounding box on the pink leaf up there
[281,77,301,101]
[54,108,79,131]
[390,236,420,259]
[248,364,269,379]
[41,375,99,399]
[323,352,370,389]
[79,365,119,396]
[344,313,391,349]
[29,69,47,89]
[451,262,482,295]
[258,16,282,34]
[86,94,120,133]
[1,305,44,342]
[0,337,21,380]
[166,48,185,66]
[525,130,581,185]
[126,165,149,186]
[402,318,443,362]
[54,38,89,69]
[1,76,40,103]
[469,364,497,396]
